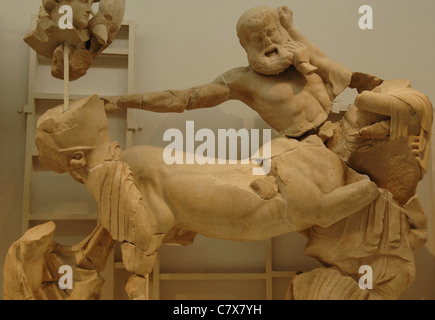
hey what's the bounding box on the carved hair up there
[236,6,280,48]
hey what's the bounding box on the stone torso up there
[228,66,333,137]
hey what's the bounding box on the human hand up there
[411,130,427,159]
[285,41,318,75]
[101,95,122,113]
[358,120,390,139]
[278,6,294,31]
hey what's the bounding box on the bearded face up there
[238,11,294,75]
[247,39,295,75]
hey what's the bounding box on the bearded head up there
[237,6,294,75]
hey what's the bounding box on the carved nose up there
[263,36,273,46]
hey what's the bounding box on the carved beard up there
[248,40,294,75]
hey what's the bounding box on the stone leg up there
[125,274,149,300]
[121,235,165,300]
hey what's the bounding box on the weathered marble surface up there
[24,0,125,80]
[4,5,432,300]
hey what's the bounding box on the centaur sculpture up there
[3,5,432,300]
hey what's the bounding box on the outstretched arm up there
[278,6,353,98]
[104,73,232,113]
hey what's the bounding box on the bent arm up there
[278,6,352,98]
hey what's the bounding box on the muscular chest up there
[254,68,329,106]
[233,67,333,135]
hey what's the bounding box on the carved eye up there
[74,152,83,160]
[250,34,263,44]
[266,27,277,36]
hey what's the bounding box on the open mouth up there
[264,47,279,58]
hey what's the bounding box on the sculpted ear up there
[70,151,87,169]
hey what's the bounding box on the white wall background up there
[1,0,434,299]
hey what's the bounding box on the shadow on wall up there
[401,246,435,300]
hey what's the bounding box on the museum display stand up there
[150,239,299,300]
